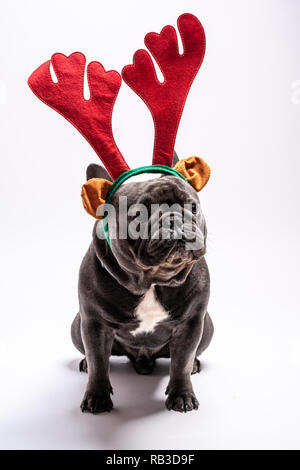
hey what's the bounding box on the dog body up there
[71,161,214,413]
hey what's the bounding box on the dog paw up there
[191,358,201,374]
[80,390,113,414]
[79,358,88,372]
[165,390,199,413]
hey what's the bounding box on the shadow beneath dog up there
[4,355,207,449]
[65,356,170,447]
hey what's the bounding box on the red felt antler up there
[122,13,206,167]
[28,52,130,180]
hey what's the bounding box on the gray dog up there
[71,153,214,414]
[27,12,213,414]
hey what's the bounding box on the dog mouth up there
[134,236,204,285]
[135,212,205,269]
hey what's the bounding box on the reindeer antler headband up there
[28,13,210,220]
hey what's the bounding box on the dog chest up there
[131,285,169,335]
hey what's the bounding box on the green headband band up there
[102,165,187,248]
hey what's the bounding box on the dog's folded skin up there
[71,165,214,414]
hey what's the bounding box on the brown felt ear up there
[81,178,113,219]
[174,156,211,192]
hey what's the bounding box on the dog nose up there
[160,212,184,238]
[169,214,181,233]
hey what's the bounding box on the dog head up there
[82,155,210,285]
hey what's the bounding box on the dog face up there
[82,156,210,285]
[106,175,207,284]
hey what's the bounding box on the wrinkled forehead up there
[112,175,199,207]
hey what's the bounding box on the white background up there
[0,0,299,450]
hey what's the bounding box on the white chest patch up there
[131,285,169,336]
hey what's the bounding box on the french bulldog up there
[71,152,214,413]
[27,12,213,414]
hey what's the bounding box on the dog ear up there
[81,178,112,219]
[86,163,113,182]
[174,156,210,192]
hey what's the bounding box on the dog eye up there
[191,203,197,214]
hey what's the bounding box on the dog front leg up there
[80,318,115,413]
[166,314,204,412]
